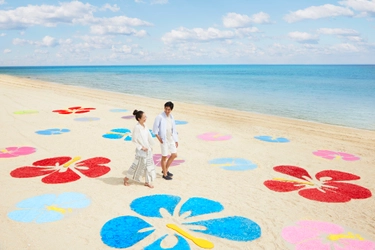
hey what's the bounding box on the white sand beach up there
[1,74,374,250]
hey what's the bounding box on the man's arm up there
[153,115,163,144]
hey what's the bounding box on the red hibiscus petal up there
[298,188,351,203]
[53,110,72,114]
[33,157,71,167]
[324,182,372,199]
[273,165,312,180]
[316,170,360,181]
[74,157,111,178]
[83,108,95,110]
[68,106,82,110]
[10,167,56,178]
[74,110,90,114]
[264,180,305,192]
[41,168,81,184]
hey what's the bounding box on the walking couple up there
[123,101,179,188]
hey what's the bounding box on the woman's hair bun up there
[133,110,138,115]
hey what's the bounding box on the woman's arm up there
[132,125,144,150]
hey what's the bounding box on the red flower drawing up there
[10,156,110,184]
[264,166,372,203]
[52,106,96,115]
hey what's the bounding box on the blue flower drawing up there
[254,136,290,143]
[110,109,128,113]
[102,128,156,141]
[175,120,188,125]
[100,194,261,249]
[35,128,70,135]
[209,158,257,171]
[8,192,90,223]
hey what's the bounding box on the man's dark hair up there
[164,101,174,110]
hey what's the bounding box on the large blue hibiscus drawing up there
[100,194,261,249]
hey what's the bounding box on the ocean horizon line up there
[1,63,375,68]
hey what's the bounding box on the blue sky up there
[0,0,374,65]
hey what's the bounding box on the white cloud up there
[0,1,152,38]
[88,16,152,35]
[0,1,95,29]
[235,27,260,37]
[101,4,120,12]
[284,4,354,23]
[339,0,375,15]
[330,43,360,52]
[0,0,5,5]
[0,33,6,37]
[317,28,359,35]
[3,49,11,53]
[288,31,319,43]
[13,36,60,47]
[162,27,236,44]
[223,12,271,28]
[111,45,133,54]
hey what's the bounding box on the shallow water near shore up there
[1,64,374,130]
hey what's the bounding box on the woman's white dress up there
[126,123,156,183]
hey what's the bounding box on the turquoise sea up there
[0,65,374,130]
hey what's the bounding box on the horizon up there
[1,0,375,66]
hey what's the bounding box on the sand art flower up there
[100,194,261,249]
[102,128,156,141]
[52,106,95,114]
[35,128,70,135]
[0,146,36,158]
[197,132,232,141]
[209,158,257,171]
[254,136,289,143]
[313,150,360,161]
[153,154,185,167]
[264,166,371,203]
[103,128,132,140]
[121,115,135,119]
[13,110,39,115]
[175,120,188,125]
[8,192,90,224]
[282,220,375,250]
[10,156,111,184]
[110,109,128,112]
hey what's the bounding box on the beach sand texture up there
[1,74,374,250]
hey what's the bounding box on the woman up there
[124,110,156,188]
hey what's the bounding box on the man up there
[153,101,178,180]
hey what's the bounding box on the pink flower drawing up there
[282,220,375,250]
[153,154,185,167]
[0,147,36,158]
[313,150,360,161]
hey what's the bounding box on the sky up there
[0,0,375,65]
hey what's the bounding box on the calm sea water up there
[0,65,374,130]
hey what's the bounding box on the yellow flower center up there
[45,205,72,214]
[327,232,364,241]
[63,156,81,168]
[166,224,214,249]
[273,178,314,186]
[1,149,8,153]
